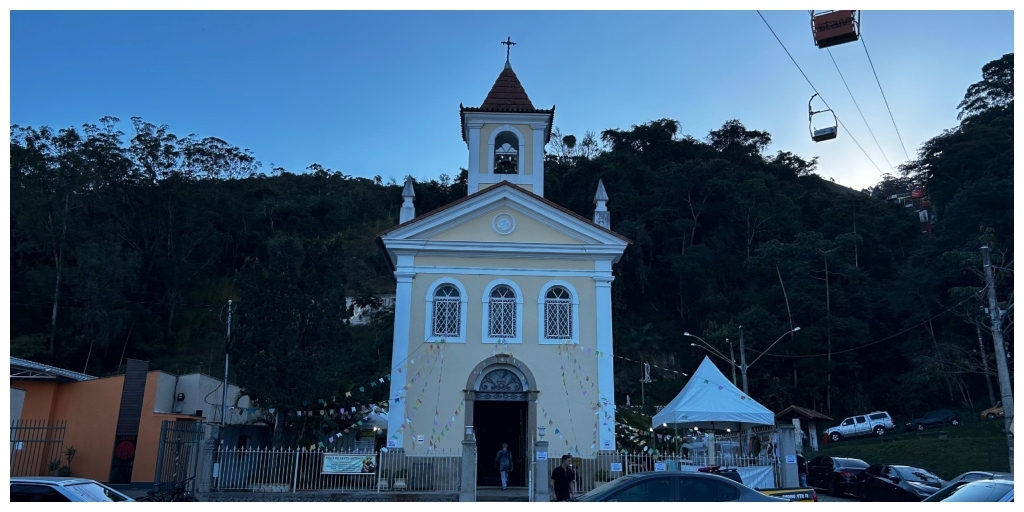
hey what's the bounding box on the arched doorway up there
[465,354,538,489]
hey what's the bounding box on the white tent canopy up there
[652,356,775,431]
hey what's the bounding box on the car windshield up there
[896,467,942,484]
[836,458,868,469]
[926,481,1012,502]
[65,482,129,502]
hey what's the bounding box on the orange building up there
[9,357,247,484]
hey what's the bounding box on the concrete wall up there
[171,373,248,424]
[11,387,26,424]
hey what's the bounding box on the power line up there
[746,293,978,359]
[860,33,911,161]
[755,11,884,175]
[827,48,896,173]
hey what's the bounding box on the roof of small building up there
[775,404,833,422]
[10,356,97,383]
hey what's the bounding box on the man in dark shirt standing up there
[550,454,576,502]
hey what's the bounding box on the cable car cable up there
[827,48,896,173]
[755,10,883,175]
[859,33,911,161]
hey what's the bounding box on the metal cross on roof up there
[501,37,516,62]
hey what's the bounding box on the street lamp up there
[684,332,739,385]
[739,327,801,394]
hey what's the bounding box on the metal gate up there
[154,420,205,491]
[10,419,67,477]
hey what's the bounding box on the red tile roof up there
[460,64,555,142]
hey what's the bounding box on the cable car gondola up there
[810,10,860,49]
[809,94,838,142]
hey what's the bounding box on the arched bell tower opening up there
[465,354,538,489]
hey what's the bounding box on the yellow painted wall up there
[476,182,533,194]
[399,344,601,456]
[428,207,585,245]
[401,270,602,456]
[478,123,535,175]
[415,256,592,271]
[410,273,596,346]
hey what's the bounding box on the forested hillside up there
[10,54,1012,427]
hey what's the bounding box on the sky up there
[8,8,1015,191]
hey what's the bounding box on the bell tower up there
[460,38,554,197]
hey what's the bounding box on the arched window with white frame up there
[424,278,468,343]
[538,281,581,344]
[482,279,524,343]
[493,131,519,174]
[487,125,526,175]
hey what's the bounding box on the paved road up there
[816,492,857,502]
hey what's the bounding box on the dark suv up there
[905,409,960,431]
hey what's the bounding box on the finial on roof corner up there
[400,177,416,224]
[402,176,416,199]
[594,178,609,203]
[593,179,610,229]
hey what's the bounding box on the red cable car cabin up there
[811,10,860,49]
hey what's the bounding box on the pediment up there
[380,183,629,248]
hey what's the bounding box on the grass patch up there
[807,419,1009,479]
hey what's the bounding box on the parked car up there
[806,456,870,497]
[904,409,961,431]
[824,411,895,442]
[922,479,1014,502]
[946,470,1014,484]
[576,472,787,502]
[856,464,946,501]
[980,401,1004,421]
[10,477,133,502]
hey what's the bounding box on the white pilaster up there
[467,123,482,194]
[530,123,546,197]
[594,262,616,451]
[386,265,416,449]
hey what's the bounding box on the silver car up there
[10,477,133,502]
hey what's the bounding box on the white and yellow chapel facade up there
[379,53,629,487]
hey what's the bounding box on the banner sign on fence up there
[610,463,622,472]
[654,463,666,472]
[322,454,377,474]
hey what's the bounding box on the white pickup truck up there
[824,411,895,442]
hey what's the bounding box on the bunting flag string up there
[561,343,601,450]
[392,342,445,443]
[429,342,448,445]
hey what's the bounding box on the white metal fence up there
[378,448,462,492]
[212,447,462,493]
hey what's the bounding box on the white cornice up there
[462,112,552,126]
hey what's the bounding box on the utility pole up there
[222,299,232,427]
[727,339,737,386]
[976,318,996,407]
[981,246,1013,473]
[738,326,749,395]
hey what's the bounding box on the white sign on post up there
[387,439,397,448]
[654,463,667,472]
[610,463,623,472]
[417,435,425,444]
[537,452,548,460]
[785,455,797,464]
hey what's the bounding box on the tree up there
[957,53,1013,120]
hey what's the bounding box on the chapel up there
[379,45,629,488]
